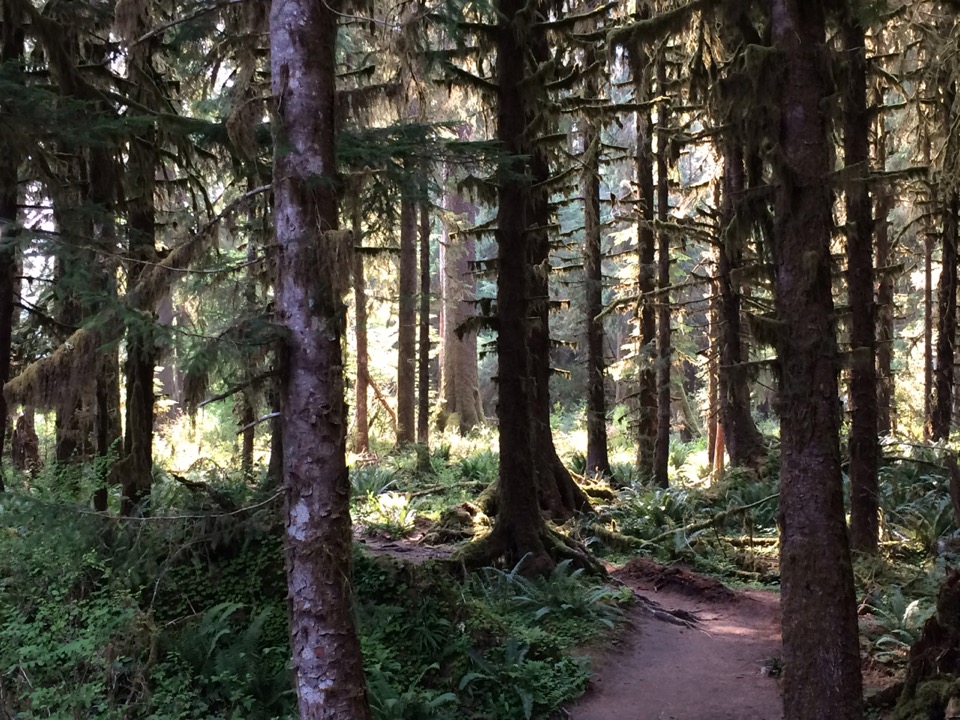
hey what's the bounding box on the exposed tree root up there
[451,522,606,577]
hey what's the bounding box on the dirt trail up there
[570,560,783,720]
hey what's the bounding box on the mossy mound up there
[423,502,490,544]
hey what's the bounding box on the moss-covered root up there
[450,524,606,578]
[891,678,960,720]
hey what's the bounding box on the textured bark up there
[771,2,864,717]
[581,94,611,477]
[239,392,255,477]
[843,15,879,556]
[270,0,371,716]
[417,201,431,445]
[717,140,766,471]
[120,15,158,514]
[876,109,895,438]
[396,188,417,445]
[923,215,933,438]
[634,53,657,480]
[483,0,555,572]
[0,1,23,478]
[438,189,483,433]
[352,198,370,453]
[933,194,959,442]
[707,281,718,466]
[653,61,671,489]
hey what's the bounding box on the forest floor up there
[569,558,784,720]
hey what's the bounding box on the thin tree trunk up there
[707,276,718,466]
[270,0,372,715]
[0,1,23,480]
[634,51,657,480]
[417,200,431,445]
[844,13,879,555]
[438,187,484,433]
[717,140,766,471]
[653,58,671,488]
[396,187,417,445]
[771,2,864,716]
[876,104,895,437]
[582,81,611,478]
[352,197,370,453]
[933,193,959,442]
[923,221,933,437]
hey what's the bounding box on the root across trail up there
[570,559,784,720]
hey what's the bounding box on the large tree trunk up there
[582,113,611,478]
[417,200,431,445]
[633,51,657,480]
[653,59,671,489]
[843,13,879,556]
[396,187,417,445]
[717,139,766,471]
[932,193,959,442]
[438,188,484,433]
[352,197,370,453]
[270,0,372,716]
[771,2,863,717]
[0,1,23,479]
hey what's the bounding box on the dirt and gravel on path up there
[570,559,784,720]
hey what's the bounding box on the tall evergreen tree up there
[270,0,371,714]
[771,1,863,715]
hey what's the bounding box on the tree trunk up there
[653,59,671,489]
[581,86,611,478]
[771,2,864,717]
[717,140,766,471]
[633,51,657,480]
[876,98,895,438]
[270,0,372,716]
[707,276,718,467]
[352,196,370,453]
[417,200,431,445]
[396,187,417,445]
[933,194,959,442]
[843,14,879,556]
[438,188,484,433]
[0,1,23,480]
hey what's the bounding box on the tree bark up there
[417,200,431,445]
[633,50,657,480]
[653,59,671,488]
[581,83,611,478]
[933,193,959,441]
[771,1,864,717]
[438,187,484,433]
[843,13,879,556]
[0,1,23,479]
[876,100,895,438]
[396,186,417,445]
[352,197,370,453]
[717,140,766,472]
[270,0,372,716]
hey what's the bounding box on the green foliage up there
[860,586,934,665]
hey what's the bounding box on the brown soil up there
[570,561,784,720]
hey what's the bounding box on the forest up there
[1,0,960,718]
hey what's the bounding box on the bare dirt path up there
[570,559,784,720]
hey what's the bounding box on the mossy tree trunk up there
[581,99,611,478]
[438,186,484,433]
[633,48,657,481]
[843,11,879,555]
[352,194,370,453]
[771,1,863,717]
[717,140,766,471]
[933,191,959,442]
[876,96,896,438]
[0,0,23,481]
[417,199,431,446]
[270,0,372,715]
[396,184,417,446]
[653,58,671,489]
